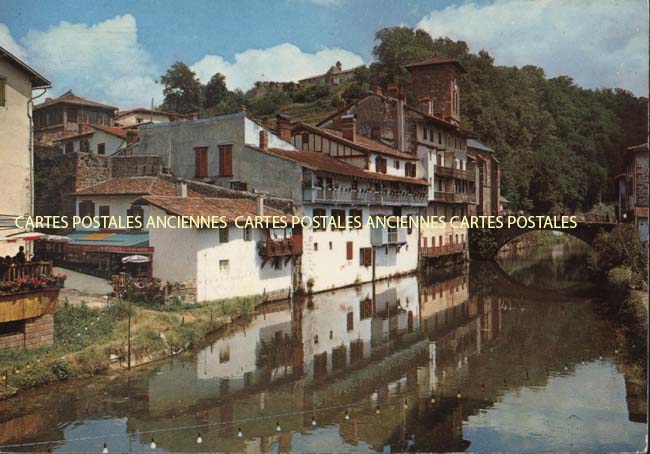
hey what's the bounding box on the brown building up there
[298,61,361,86]
[33,90,117,143]
[467,139,500,216]
[616,143,649,242]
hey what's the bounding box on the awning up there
[65,231,152,254]
[0,232,46,242]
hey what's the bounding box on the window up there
[230,181,247,191]
[64,142,74,154]
[346,241,353,260]
[97,143,105,155]
[194,147,208,178]
[360,247,372,267]
[394,160,400,169]
[243,226,252,241]
[0,78,5,106]
[219,228,229,243]
[219,144,233,176]
[438,132,442,145]
[314,335,319,344]
[329,241,333,250]
[422,127,427,141]
[219,345,230,363]
[219,259,230,271]
[331,209,346,230]
[127,205,144,231]
[96,206,109,228]
[347,312,354,331]
[301,132,310,150]
[314,242,318,251]
[376,157,387,173]
[349,208,363,229]
[78,200,95,218]
[313,208,326,231]
[405,162,416,177]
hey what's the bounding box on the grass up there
[0,295,261,399]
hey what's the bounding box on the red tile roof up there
[404,58,467,74]
[53,123,129,142]
[91,124,129,138]
[295,123,419,161]
[138,196,284,222]
[255,147,428,186]
[74,177,201,197]
[34,90,117,111]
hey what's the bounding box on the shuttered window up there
[78,200,95,218]
[346,241,353,260]
[360,247,372,267]
[194,147,208,178]
[219,144,233,176]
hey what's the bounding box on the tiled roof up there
[34,90,117,111]
[137,196,284,222]
[0,46,50,88]
[404,58,467,74]
[91,124,129,138]
[257,147,428,186]
[296,123,419,161]
[74,177,200,197]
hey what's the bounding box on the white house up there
[138,194,297,302]
[55,124,133,156]
[114,108,195,128]
[0,46,50,256]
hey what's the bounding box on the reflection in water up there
[0,246,646,453]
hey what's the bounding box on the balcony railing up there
[258,237,303,257]
[304,187,427,206]
[435,165,455,178]
[371,228,407,246]
[433,192,476,204]
[435,165,476,181]
[1,261,53,282]
[420,243,466,257]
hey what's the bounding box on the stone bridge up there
[469,216,617,260]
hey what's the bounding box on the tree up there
[372,27,435,84]
[204,73,228,109]
[159,62,202,114]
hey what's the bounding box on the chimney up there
[386,82,400,98]
[176,178,188,197]
[371,85,383,96]
[276,114,292,142]
[341,115,356,142]
[45,97,52,103]
[256,193,266,216]
[259,130,268,150]
[126,129,139,144]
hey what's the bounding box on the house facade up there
[298,61,361,86]
[33,90,117,143]
[140,195,298,302]
[467,139,500,216]
[0,46,51,256]
[617,143,649,242]
[54,124,134,155]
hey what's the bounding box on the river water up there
[0,243,646,453]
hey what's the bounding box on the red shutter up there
[219,145,233,177]
[195,147,208,178]
[346,241,353,260]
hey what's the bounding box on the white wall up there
[148,206,293,302]
[300,205,419,293]
[60,129,125,155]
[244,118,294,150]
[0,58,33,256]
[75,195,152,230]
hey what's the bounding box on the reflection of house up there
[114,108,195,128]
[138,192,298,302]
[298,61,361,86]
[616,143,649,242]
[33,90,117,143]
[54,124,136,155]
[0,46,50,256]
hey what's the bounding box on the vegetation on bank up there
[0,296,259,399]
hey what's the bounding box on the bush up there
[50,360,70,381]
[591,224,648,277]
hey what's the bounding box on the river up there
[0,243,646,453]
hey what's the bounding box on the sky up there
[0,0,647,108]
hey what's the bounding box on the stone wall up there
[409,65,460,124]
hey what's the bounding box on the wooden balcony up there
[433,192,476,204]
[259,237,303,257]
[1,261,53,282]
[435,165,455,178]
[420,243,466,258]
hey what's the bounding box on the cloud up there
[191,43,364,91]
[0,23,27,59]
[416,0,648,96]
[22,15,161,107]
